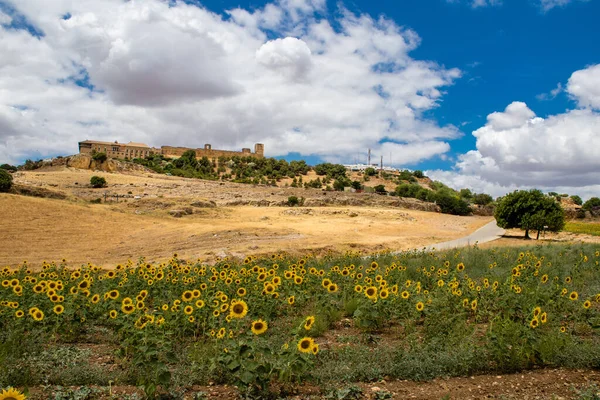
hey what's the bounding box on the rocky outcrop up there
[190,199,217,208]
[63,154,152,173]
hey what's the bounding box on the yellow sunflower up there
[121,303,135,314]
[569,291,579,301]
[53,305,65,315]
[529,318,539,329]
[230,300,249,319]
[365,286,378,301]
[251,319,268,335]
[304,315,315,331]
[0,387,26,400]
[416,302,424,312]
[297,337,315,354]
[32,309,44,321]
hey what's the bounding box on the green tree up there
[582,197,600,211]
[364,167,377,177]
[459,188,473,200]
[569,195,583,206]
[0,169,13,192]
[374,184,387,194]
[434,192,471,216]
[412,170,424,178]
[494,189,565,239]
[473,193,494,206]
[90,176,107,188]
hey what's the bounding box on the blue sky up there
[1,0,599,197]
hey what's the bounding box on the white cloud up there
[448,0,590,11]
[536,82,563,101]
[256,37,313,80]
[471,0,502,8]
[0,0,461,166]
[539,0,590,11]
[427,64,600,198]
[445,0,502,8]
[0,11,12,25]
[567,64,600,109]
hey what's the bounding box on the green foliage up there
[434,192,471,216]
[351,181,362,190]
[304,177,323,188]
[326,385,363,400]
[373,184,387,194]
[412,170,424,178]
[0,169,13,192]
[570,195,583,206]
[91,152,108,163]
[459,188,473,199]
[120,325,174,399]
[495,189,565,239]
[90,176,107,188]
[333,177,352,191]
[314,163,347,179]
[583,197,600,212]
[0,164,17,172]
[398,170,416,182]
[573,383,600,400]
[288,196,300,207]
[473,193,494,206]
[364,167,377,177]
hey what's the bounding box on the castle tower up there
[254,143,264,157]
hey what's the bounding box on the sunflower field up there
[1,244,599,399]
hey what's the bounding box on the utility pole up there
[380,155,383,170]
[367,148,371,166]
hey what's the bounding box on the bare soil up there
[1,168,493,267]
[26,369,600,399]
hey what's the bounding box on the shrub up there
[473,193,493,206]
[373,184,387,194]
[570,195,583,206]
[434,192,471,216]
[287,196,299,206]
[412,170,424,179]
[364,167,377,177]
[90,176,107,188]
[582,197,600,211]
[0,169,13,192]
[0,164,17,172]
[91,152,107,163]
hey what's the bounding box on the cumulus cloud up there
[0,0,461,165]
[567,64,600,109]
[256,37,313,80]
[427,65,600,198]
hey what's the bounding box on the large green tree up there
[495,189,565,239]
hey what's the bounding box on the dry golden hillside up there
[0,167,494,267]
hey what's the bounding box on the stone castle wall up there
[79,141,264,161]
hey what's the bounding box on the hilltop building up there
[78,140,264,162]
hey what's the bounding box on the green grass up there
[565,222,600,236]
